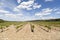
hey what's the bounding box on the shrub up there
[30,24,35,32]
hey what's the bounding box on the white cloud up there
[0,2,4,6]
[13,8,20,11]
[5,14,17,18]
[16,14,23,16]
[17,0,21,3]
[45,0,53,2]
[0,15,3,17]
[4,13,23,18]
[56,12,60,14]
[0,10,10,13]
[33,3,41,9]
[35,8,53,16]
[53,8,60,14]
[35,8,60,20]
[53,8,59,11]
[0,9,23,19]
[26,8,32,10]
[14,0,41,11]
[16,0,34,10]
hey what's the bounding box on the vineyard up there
[0,19,60,40]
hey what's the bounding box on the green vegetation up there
[0,19,4,23]
[45,25,51,29]
[30,19,60,30]
[0,21,26,28]
[0,19,26,32]
[0,26,4,32]
[30,24,35,32]
[16,25,23,29]
[0,19,60,32]
[33,21,60,27]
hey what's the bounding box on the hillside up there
[0,19,5,23]
[29,18,60,22]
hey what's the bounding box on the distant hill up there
[0,18,60,22]
[48,18,60,21]
[29,18,60,22]
[0,19,5,23]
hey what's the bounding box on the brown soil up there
[0,23,60,40]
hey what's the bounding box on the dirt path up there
[0,23,60,40]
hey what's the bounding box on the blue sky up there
[0,0,60,21]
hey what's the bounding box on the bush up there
[30,24,35,32]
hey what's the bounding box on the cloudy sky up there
[0,0,60,21]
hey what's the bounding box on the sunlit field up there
[0,19,60,40]
[32,21,60,27]
[0,20,26,33]
[29,19,60,32]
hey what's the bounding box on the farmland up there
[0,19,60,40]
[30,19,60,29]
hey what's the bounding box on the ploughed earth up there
[0,23,60,40]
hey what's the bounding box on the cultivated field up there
[0,20,60,40]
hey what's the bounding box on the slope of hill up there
[29,18,60,22]
[0,19,5,23]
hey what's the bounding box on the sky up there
[0,0,60,21]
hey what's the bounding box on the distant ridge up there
[28,18,60,22]
[0,19,5,23]
[0,18,60,22]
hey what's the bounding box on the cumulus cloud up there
[35,8,60,20]
[33,3,41,9]
[0,10,10,13]
[4,13,23,18]
[5,14,17,18]
[0,9,23,18]
[17,0,21,3]
[16,14,23,16]
[13,8,20,11]
[17,1,34,9]
[35,8,53,16]
[53,8,60,14]
[14,0,41,11]
[56,12,60,14]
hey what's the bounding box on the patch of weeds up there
[31,24,35,32]
[16,25,23,32]
[45,25,51,30]
[0,26,4,32]
[6,25,9,28]
[16,25,23,29]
